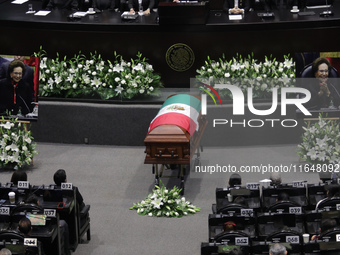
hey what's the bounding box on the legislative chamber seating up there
[213,186,261,214]
[208,214,256,240]
[201,181,340,255]
[316,197,340,211]
[0,230,42,255]
[307,183,328,210]
[262,184,308,209]
[0,181,90,255]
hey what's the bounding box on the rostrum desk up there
[144,94,207,193]
[1,1,340,88]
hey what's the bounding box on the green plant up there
[298,115,340,165]
[36,48,163,100]
[130,181,200,217]
[196,53,296,98]
[0,116,38,169]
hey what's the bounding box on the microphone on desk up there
[18,95,32,115]
[320,0,333,16]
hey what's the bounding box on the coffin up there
[144,94,207,165]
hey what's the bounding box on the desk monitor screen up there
[319,241,340,251]
[0,54,39,120]
[230,189,251,196]
[321,210,340,223]
[306,0,333,8]
[217,244,240,253]
[270,213,296,228]
[26,213,46,226]
[5,243,26,254]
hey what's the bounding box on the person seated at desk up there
[0,56,34,102]
[269,243,287,255]
[54,169,85,210]
[0,248,12,255]
[266,0,298,10]
[223,0,251,14]
[228,173,242,187]
[233,196,248,207]
[277,192,289,202]
[0,60,34,116]
[302,57,340,110]
[315,185,340,210]
[0,57,9,71]
[10,170,27,185]
[229,247,243,255]
[25,194,71,255]
[223,221,237,232]
[128,0,154,15]
[270,172,282,186]
[92,0,117,11]
[45,0,79,11]
[18,217,32,236]
[311,218,337,241]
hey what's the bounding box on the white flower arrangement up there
[0,116,38,169]
[130,181,200,217]
[35,48,162,100]
[196,53,296,99]
[298,115,340,165]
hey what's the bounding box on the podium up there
[158,1,209,25]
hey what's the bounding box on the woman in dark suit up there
[128,0,154,15]
[303,57,340,109]
[223,0,251,13]
[0,60,33,116]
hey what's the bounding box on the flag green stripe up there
[161,94,201,112]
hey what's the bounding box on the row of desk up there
[0,183,83,254]
[201,182,340,254]
[0,0,340,88]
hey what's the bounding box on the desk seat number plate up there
[286,236,299,244]
[289,207,302,214]
[18,181,29,189]
[24,238,38,247]
[44,209,56,217]
[0,207,10,215]
[235,237,249,246]
[246,183,259,190]
[61,183,73,190]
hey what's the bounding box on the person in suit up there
[18,217,33,236]
[228,173,242,187]
[10,170,28,185]
[0,56,9,69]
[92,0,116,11]
[53,169,85,210]
[0,60,34,116]
[128,0,154,15]
[45,0,79,11]
[311,218,337,241]
[0,248,12,255]
[223,0,251,14]
[0,56,34,102]
[269,243,287,255]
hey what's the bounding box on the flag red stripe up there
[149,112,197,136]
